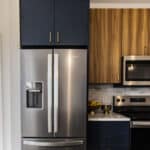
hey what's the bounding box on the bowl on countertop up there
[88,100,102,114]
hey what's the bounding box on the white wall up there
[0,33,3,150]
[9,0,21,149]
[0,0,12,149]
[0,0,20,150]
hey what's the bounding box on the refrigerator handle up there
[54,54,59,134]
[23,139,84,147]
[48,54,53,133]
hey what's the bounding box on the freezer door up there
[53,49,87,138]
[21,50,53,137]
[23,138,86,150]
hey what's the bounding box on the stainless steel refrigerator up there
[21,49,87,150]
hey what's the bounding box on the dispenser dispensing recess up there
[26,82,43,108]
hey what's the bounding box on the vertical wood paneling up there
[146,10,150,55]
[89,9,122,84]
[122,9,149,56]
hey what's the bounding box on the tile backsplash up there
[88,85,150,104]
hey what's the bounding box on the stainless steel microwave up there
[123,56,150,86]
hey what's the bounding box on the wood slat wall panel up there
[122,9,149,56]
[89,9,122,84]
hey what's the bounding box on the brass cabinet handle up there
[49,32,52,43]
[56,32,60,43]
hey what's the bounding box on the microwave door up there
[123,56,150,86]
[53,49,87,138]
[21,50,53,137]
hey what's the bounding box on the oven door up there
[123,56,150,86]
[131,121,150,150]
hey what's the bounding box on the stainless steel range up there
[113,95,150,150]
[21,49,87,150]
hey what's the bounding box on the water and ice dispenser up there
[26,82,43,108]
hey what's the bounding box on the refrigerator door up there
[21,50,53,137]
[53,49,87,138]
[23,138,86,150]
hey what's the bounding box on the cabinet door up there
[54,0,89,47]
[122,9,149,56]
[21,50,53,137]
[88,122,130,150]
[89,9,122,84]
[53,49,87,138]
[20,0,54,48]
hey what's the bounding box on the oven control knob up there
[122,99,125,102]
[116,99,120,102]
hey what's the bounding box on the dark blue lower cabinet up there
[87,121,130,150]
[100,145,129,150]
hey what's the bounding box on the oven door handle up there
[132,121,150,128]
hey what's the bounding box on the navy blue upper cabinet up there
[54,0,89,46]
[20,0,54,47]
[20,0,89,48]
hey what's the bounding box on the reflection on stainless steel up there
[21,49,87,150]
[67,51,72,135]
[54,49,87,137]
[114,95,150,150]
[21,50,53,137]
[128,64,135,71]
[124,56,150,60]
[132,121,150,128]
[114,96,150,107]
[123,81,150,86]
[26,82,32,89]
[23,139,84,147]
[54,54,59,134]
[27,89,41,93]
